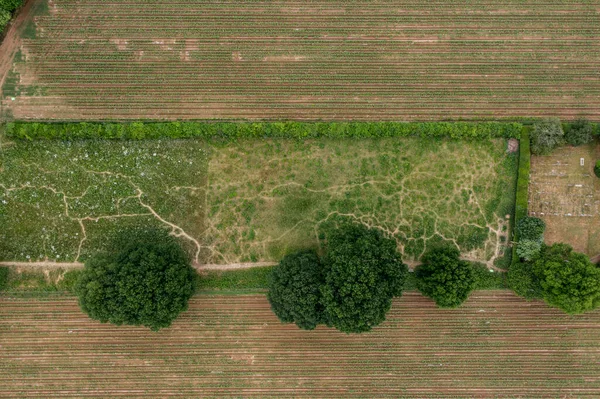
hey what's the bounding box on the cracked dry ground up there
[0,137,516,268]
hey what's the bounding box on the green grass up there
[0,267,81,295]
[206,137,518,264]
[198,267,272,291]
[0,138,209,262]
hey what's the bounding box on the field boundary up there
[511,127,531,265]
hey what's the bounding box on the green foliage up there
[200,267,271,291]
[513,128,531,265]
[320,224,408,333]
[533,244,600,314]
[530,118,564,155]
[6,121,523,141]
[472,263,507,289]
[0,0,22,31]
[57,270,82,292]
[595,160,600,178]
[267,251,324,330]
[565,119,595,146]
[75,229,196,331]
[516,216,546,241]
[508,262,542,300]
[416,247,476,308]
[0,266,8,291]
[516,239,543,262]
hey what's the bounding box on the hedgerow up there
[512,127,531,265]
[5,121,523,141]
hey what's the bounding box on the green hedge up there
[5,121,523,141]
[512,127,531,265]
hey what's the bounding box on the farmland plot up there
[1,0,600,120]
[1,291,600,398]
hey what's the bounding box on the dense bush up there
[6,121,523,141]
[75,229,196,331]
[0,0,22,31]
[533,243,600,314]
[267,250,324,330]
[512,128,531,265]
[416,247,476,308]
[595,160,600,178]
[507,262,542,300]
[565,118,595,146]
[530,118,564,155]
[320,224,408,333]
[515,216,545,261]
[0,266,8,291]
[516,239,542,262]
[516,217,545,241]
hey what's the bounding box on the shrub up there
[516,239,542,262]
[565,118,594,146]
[0,266,9,291]
[533,243,600,314]
[595,160,600,178]
[530,118,564,155]
[512,128,531,266]
[320,223,407,333]
[75,229,196,331]
[267,250,324,330]
[516,216,545,242]
[5,121,523,141]
[416,247,476,308]
[508,262,542,300]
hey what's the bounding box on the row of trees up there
[510,216,600,314]
[530,118,598,155]
[66,222,599,332]
[268,224,479,333]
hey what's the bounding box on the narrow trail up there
[0,260,277,271]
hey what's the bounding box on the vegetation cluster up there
[6,121,523,141]
[0,0,22,31]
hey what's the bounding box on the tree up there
[565,118,594,146]
[75,229,196,331]
[595,160,600,178]
[516,216,546,241]
[415,247,475,308]
[320,224,407,333]
[508,262,542,300]
[530,118,564,155]
[532,243,600,314]
[516,239,542,262]
[267,250,324,330]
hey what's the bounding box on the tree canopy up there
[565,118,594,146]
[267,250,324,330]
[507,262,542,300]
[415,246,476,308]
[75,229,196,331]
[532,243,600,314]
[530,118,564,155]
[320,224,407,333]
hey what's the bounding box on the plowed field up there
[1,0,600,120]
[1,291,600,398]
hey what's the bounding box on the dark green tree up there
[516,217,546,241]
[267,250,324,330]
[595,160,600,178]
[565,118,594,146]
[508,262,542,300]
[75,229,196,331]
[533,243,600,314]
[320,224,407,333]
[415,247,475,308]
[530,118,564,155]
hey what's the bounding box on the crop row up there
[1,291,599,398]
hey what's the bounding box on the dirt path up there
[0,260,277,271]
[0,0,38,95]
